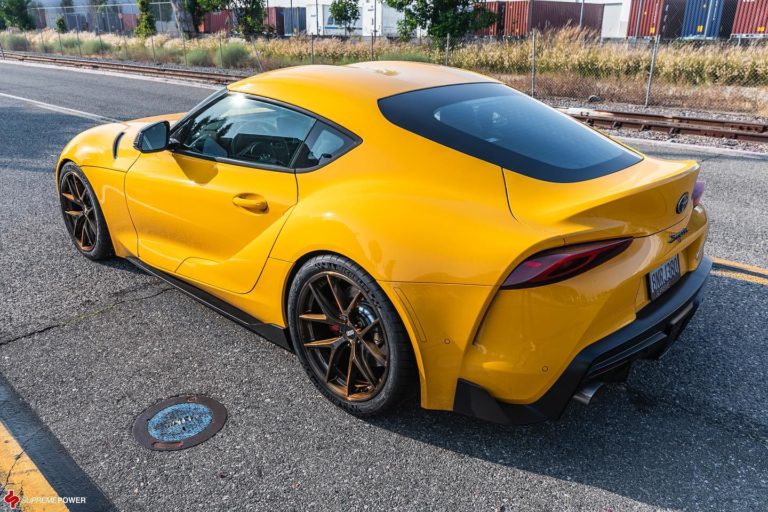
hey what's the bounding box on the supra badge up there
[669,227,689,243]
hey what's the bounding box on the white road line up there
[0,92,119,123]
[0,60,221,90]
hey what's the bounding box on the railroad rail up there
[3,50,767,143]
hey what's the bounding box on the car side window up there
[293,122,356,170]
[174,93,315,168]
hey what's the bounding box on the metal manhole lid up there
[132,395,227,451]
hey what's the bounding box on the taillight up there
[692,180,705,207]
[501,238,632,289]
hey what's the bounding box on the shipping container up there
[682,0,738,38]
[504,0,530,36]
[120,13,138,32]
[731,0,768,37]
[199,10,234,33]
[265,6,285,35]
[502,0,604,37]
[627,0,686,37]
[282,7,306,35]
[476,1,507,37]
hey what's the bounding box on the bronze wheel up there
[296,271,389,401]
[58,163,113,260]
[288,255,416,417]
[60,171,98,251]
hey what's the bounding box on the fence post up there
[151,35,157,64]
[218,34,224,67]
[310,34,314,64]
[123,32,129,60]
[370,29,375,61]
[182,33,188,66]
[530,30,537,97]
[250,38,263,73]
[39,29,46,53]
[24,32,31,52]
[644,35,660,108]
[97,29,105,58]
[75,27,82,57]
[58,31,63,55]
[445,33,450,66]
[0,39,5,59]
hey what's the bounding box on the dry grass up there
[3,28,767,114]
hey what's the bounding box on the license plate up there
[648,255,681,301]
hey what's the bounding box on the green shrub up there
[187,47,213,67]
[81,38,112,55]
[218,42,250,68]
[59,36,79,49]
[3,33,30,51]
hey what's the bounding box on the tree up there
[135,0,156,37]
[199,0,264,37]
[386,0,495,41]
[329,0,359,36]
[0,0,35,30]
[55,14,67,32]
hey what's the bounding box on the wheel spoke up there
[324,345,341,383]
[304,336,342,348]
[325,274,345,316]
[61,192,80,205]
[360,339,386,366]
[354,345,377,386]
[298,312,334,325]
[308,282,343,324]
[358,318,380,338]
[343,290,363,316]
[64,210,82,218]
[344,344,355,397]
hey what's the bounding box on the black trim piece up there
[453,257,712,425]
[127,257,292,351]
[0,372,116,511]
[112,131,124,160]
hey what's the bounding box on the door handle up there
[232,194,268,213]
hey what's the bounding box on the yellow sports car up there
[57,62,710,423]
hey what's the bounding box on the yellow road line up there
[0,420,67,512]
[712,257,768,277]
[712,269,768,286]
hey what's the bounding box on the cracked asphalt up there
[1,62,767,511]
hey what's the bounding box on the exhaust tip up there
[573,381,605,406]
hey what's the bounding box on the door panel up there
[125,150,297,293]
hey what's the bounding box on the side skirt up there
[127,257,292,351]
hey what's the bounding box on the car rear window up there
[378,83,642,183]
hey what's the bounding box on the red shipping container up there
[627,0,686,38]
[200,11,235,33]
[504,0,530,36]
[264,6,285,35]
[120,13,138,32]
[531,1,603,33]
[476,2,505,37]
[732,0,768,36]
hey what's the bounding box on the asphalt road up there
[1,61,767,512]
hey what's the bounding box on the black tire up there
[58,162,114,261]
[287,254,417,417]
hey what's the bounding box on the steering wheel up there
[235,141,280,165]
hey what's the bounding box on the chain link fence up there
[1,0,766,115]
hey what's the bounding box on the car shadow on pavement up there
[367,274,768,510]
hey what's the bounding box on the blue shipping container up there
[682,0,739,38]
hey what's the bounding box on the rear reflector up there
[501,238,632,289]
[692,180,705,207]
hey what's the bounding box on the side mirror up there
[134,121,170,153]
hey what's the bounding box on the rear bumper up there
[453,256,712,425]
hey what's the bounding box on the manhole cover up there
[132,395,227,451]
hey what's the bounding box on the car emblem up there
[676,192,689,214]
[668,227,688,243]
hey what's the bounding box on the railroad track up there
[3,50,767,143]
[562,108,768,144]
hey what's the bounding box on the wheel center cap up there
[345,328,355,338]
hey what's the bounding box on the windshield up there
[378,83,641,182]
